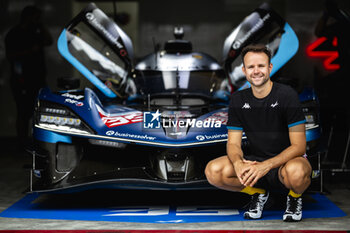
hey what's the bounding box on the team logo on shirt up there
[242,103,251,109]
[270,101,279,108]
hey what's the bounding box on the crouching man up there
[205,44,311,222]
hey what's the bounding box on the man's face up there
[242,51,273,88]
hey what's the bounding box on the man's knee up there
[205,160,223,185]
[284,158,311,186]
[205,157,232,186]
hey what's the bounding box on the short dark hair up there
[241,44,272,66]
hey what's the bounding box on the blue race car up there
[30,3,321,192]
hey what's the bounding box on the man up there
[5,5,52,151]
[205,44,311,222]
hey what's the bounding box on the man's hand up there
[233,159,257,185]
[239,160,271,187]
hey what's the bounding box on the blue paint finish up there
[34,127,72,144]
[35,85,319,147]
[270,23,299,77]
[306,127,321,142]
[299,87,318,102]
[57,29,116,98]
[0,193,345,223]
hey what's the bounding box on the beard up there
[247,73,269,88]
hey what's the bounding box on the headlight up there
[40,115,81,126]
[35,100,94,134]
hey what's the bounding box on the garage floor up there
[0,138,349,231]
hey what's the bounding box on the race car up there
[30,2,321,192]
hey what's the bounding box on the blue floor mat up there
[0,190,346,223]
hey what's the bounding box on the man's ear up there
[242,65,246,76]
[269,63,273,72]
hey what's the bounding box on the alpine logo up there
[271,101,279,108]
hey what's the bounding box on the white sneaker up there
[283,195,302,222]
[244,192,269,219]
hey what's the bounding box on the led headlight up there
[88,139,126,148]
[43,107,67,115]
[40,115,81,126]
[35,100,93,134]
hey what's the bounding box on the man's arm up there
[241,123,306,187]
[226,129,243,163]
[226,129,247,184]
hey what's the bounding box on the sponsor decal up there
[61,93,84,100]
[85,12,124,50]
[232,13,270,50]
[96,105,143,128]
[162,111,195,118]
[105,130,156,141]
[204,111,228,125]
[64,98,84,107]
[100,112,143,128]
[33,170,41,178]
[106,130,115,136]
[196,134,228,141]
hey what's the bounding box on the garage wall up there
[0,0,74,137]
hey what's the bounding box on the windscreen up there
[67,22,127,93]
[135,70,226,96]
